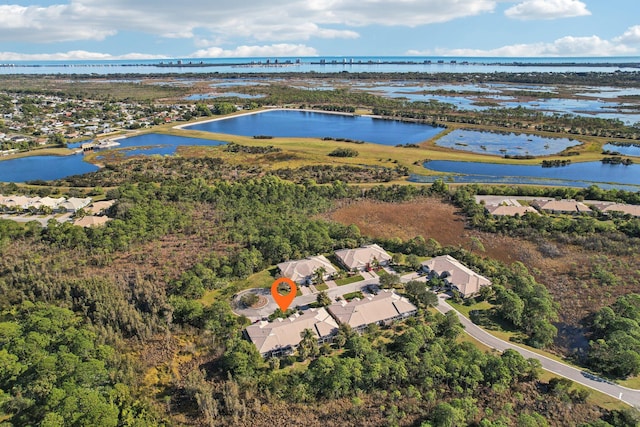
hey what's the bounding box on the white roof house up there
[327,290,417,332]
[421,255,491,298]
[1,195,34,210]
[277,255,338,285]
[30,196,66,210]
[245,308,339,357]
[59,197,92,212]
[334,244,392,271]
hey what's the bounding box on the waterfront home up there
[421,255,491,298]
[86,200,116,216]
[590,202,640,218]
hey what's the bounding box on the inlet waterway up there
[416,160,640,190]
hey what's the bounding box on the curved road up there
[236,271,640,406]
[436,295,640,407]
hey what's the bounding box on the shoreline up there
[172,107,364,130]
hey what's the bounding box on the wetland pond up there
[435,129,580,156]
[417,160,640,190]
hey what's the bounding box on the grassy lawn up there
[618,376,640,389]
[315,283,329,291]
[537,371,628,411]
[335,274,364,286]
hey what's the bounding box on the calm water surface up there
[419,160,640,190]
[0,134,227,182]
[435,129,579,156]
[186,110,444,145]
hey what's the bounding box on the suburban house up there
[73,216,111,228]
[485,205,539,217]
[1,195,32,210]
[30,196,66,211]
[532,199,592,214]
[244,308,339,357]
[59,197,92,213]
[591,202,640,218]
[334,244,392,272]
[327,290,418,332]
[421,255,491,298]
[277,255,338,285]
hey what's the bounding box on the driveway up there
[436,295,640,407]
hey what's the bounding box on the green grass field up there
[335,274,365,286]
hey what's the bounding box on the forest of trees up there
[1,170,639,424]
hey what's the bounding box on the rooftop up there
[245,307,338,356]
[334,244,392,270]
[421,255,491,297]
[327,290,417,330]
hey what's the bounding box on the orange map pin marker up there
[271,278,297,312]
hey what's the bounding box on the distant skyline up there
[0,0,639,60]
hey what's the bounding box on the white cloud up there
[0,0,499,44]
[505,0,591,20]
[614,25,640,44]
[190,44,318,58]
[408,34,637,57]
[0,50,169,61]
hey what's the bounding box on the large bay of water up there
[2,56,639,75]
[186,110,444,146]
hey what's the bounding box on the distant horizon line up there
[3,54,640,62]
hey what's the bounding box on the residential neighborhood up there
[0,194,115,227]
[476,195,640,218]
[243,243,488,357]
[0,91,232,155]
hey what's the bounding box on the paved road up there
[236,271,640,406]
[233,274,380,321]
[436,295,640,407]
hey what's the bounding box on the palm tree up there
[313,266,327,284]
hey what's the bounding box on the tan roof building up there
[73,215,111,228]
[86,200,116,215]
[421,255,491,298]
[277,255,338,285]
[486,205,539,217]
[532,199,591,214]
[327,290,417,332]
[245,308,338,357]
[334,244,392,271]
[600,203,640,217]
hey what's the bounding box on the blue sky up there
[0,0,639,60]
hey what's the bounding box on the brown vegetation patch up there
[325,197,640,349]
